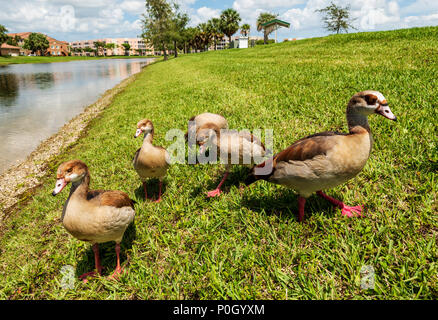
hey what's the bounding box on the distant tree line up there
[141,0,283,60]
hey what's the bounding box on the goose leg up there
[110,243,123,280]
[79,243,102,282]
[298,197,306,222]
[207,171,229,197]
[143,181,148,200]
[316,191,363,217]
[154,180,163,203]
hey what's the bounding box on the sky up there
[0,0,437,42]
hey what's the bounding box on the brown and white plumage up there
[245,90,397,221]
[133,119,170,202]
[185,112,228,143]
[52,160,135,281]
[197,123,266,197]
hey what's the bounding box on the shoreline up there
[0,55,157,66]
[0,59,154,221]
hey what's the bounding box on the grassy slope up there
[0,27,437,299]
[0,55,155,65]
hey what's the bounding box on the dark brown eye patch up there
[67,168,73,173]
[364,94,378,105]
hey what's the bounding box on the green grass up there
[0,55,156,66]
[0,26,437,299]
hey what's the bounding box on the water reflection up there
[0,73,19,106]
[0,58,152,173]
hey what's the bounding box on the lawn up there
[0,55,156,65]
[0,26,436,299]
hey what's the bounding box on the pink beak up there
[134,128,142,138]
[52,178,67,196]
[376,102,397,121]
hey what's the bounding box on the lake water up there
[0,58,153,174]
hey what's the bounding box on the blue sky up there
[0,0,437,42]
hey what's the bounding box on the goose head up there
[52,160,88,196]
[197,123,220,154]
[348,90,397,121]
[134,119,154,138]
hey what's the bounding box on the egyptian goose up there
[197,123,266,197]
[245,90,397,221]
[52,160,135,281]
[133,119,170,202]
[185,112,228,143]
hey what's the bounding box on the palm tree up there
[208,18,223,50]
[240,23,250,37]
[186,27,201,53]
[93,41,105,56]
[256,12,278,44]
[219,8,241,48]
[121,43,131,56]
[197,22,213,51]
[105,43,116,56]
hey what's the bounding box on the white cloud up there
[187,6,221,26]
[0,0,437,41]
[119,0,145,14]
[233,0,305,11]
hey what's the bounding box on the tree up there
[240,23,250,37]
[208,18,223,50]
[22,33,49,56]
[185,27,201,53]
[121,43,131,56]
[219,8,241,48]
[6,35,21,46]
[315,2,357,34]
[93,41,106,56]
[142,0,175,61]
[0,25,9,47]
[197,22,213,51]
[170,8,189,58]
[105,43,116,56]
[256,12,278,44]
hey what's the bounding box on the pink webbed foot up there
[207,188,222,198]
[79,270,101,283]
[316,191,364,218]
[341,205,363,217]
[109,266,125,281]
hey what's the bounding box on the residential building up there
[69,38,155,56]
[209,35,264,51]
[0,43,21,56]
[7,32,70,56]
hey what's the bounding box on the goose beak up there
[52,178,67,196]
[199,144,206,155]
[134,128,142,138]
[375,101,397,121]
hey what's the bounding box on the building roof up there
[7,32,68,45]
[261,19,291,28]
[7,32,32,39]
[1,43,21,49]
